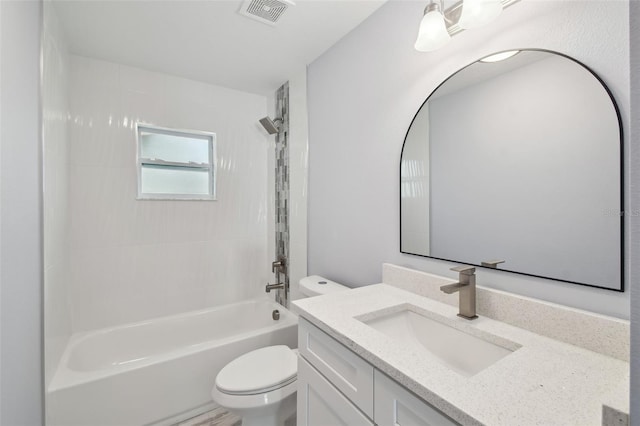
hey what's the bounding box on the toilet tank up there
[299,275,349,298]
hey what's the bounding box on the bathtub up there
[47,298,298,426]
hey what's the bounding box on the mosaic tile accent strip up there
[275,82,290,307]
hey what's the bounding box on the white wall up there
[0,0,44,423]
[307,0,631,319]
[43,0,72,388]
[629,0,639,422]
[67,56,271,331]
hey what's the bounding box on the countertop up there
[292,284,629,426]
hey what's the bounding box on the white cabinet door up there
[298,318,374,417]
[375,371,459,426]
[297,356,374,426]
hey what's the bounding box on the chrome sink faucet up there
[440,265,478,320]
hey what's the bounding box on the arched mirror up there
[400,49,623,291]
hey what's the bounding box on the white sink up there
[360,308,517,377]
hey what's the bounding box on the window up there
[136,123,216,200]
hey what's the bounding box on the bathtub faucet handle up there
[272,257,286,274]
[265,282,285,293]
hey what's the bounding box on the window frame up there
[135,123,217,201]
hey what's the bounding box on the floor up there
[177,407,296,426]
[177,407,241,426]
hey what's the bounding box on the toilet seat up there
[211,377,297,412]
[215,345,297,395]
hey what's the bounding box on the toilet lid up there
[216,345,297,395]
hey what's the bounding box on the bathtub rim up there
[48,298,298,392]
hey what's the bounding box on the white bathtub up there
[47,299,298,426]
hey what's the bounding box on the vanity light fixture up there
[479,50,520,62]
[414,1,451,52]
[414,0,520,52]
[458,0,503,29]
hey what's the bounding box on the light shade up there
[414,5,451,52]
[458,0,503,30]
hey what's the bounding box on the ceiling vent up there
[239,0,295,26]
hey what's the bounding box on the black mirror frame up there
[399,49,625,292]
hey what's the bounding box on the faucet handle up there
[481,259,505,269]
[450,265,475,275]
[272,259,285,273]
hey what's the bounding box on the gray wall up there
[308,0,631,319]
[0,0,44,424]
[630,0,639,423]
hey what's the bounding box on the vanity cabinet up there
[298,318,374,417]
[297,318,459,426]
[297,356,373,426]
[375,370,458,426]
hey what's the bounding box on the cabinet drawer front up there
[297,356,374,426]
[374,371,459,426]
[298,318,374,417]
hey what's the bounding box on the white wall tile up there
[118,63,166,95]
[68,56,270,332]
[43,0,72,388]
[120,87,169,130]
[69,86,124,168]
[69,245,134,330]
[70,55,119,91]
[69,165,135,249]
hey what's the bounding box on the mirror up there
[400,50,623,291]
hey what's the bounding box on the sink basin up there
[360,307,517,377]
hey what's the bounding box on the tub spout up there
[265,282,284,293]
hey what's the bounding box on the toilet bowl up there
[211,275,348,426]
[211,345,298,426]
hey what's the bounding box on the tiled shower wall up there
[43,1,72,387]
[267,71,308,303]
[67,55,271,332]
[275,83,290,303]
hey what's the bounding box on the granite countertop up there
[292,284,629,426]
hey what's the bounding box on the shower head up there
[259,116,282,135]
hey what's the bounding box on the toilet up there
[210,275,349,426]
